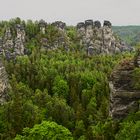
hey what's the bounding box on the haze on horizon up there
[0,0,140,26]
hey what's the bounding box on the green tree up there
[14,121,74,140]
[115,121,140,140]
[52,76,69,98]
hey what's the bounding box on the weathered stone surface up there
[15,24,25,55]
[103,20,112,28]
[77,22,85,29]
[88,46,94,56]
[94,21,101,28]
[40,21,69,51]
[109,53,140,119]
[76,20,130,55]
[77,22,86,46]
[0,61,8,105]
[3,28,14,59]
[2,24,26,59]
[14,24,25,55]
[85,20,93,27]
[0,38,3,55]
[52,21,66,31]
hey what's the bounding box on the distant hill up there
[113,26,140,46]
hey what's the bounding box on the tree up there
[14,121,74,140]
[115,121,140,140]
[52,76,69,98]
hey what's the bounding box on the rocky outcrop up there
[2,24,26,59]
[52,21,66,32]
[3,28,14,59]
[40,21,69,51]
[52,21,69,50]
[0,61,8,104]
[0,19,133,57]
[109,52,140,119]
[14,24,26,55]
[39,20,47,34]
[0,38,3,56]
[77,20,131,55]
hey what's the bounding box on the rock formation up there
[52,21,66,32]
[52,21,69,50]
[14,24,26,55]
[109,51,140,119]
[77,20,131,55]
[0,19,133,58]
[0,60,8,104]
[40,21,69,51]
[0,38,3,56]
[2,24,26,59]
[3,28,14,59]
[39,20,47,34]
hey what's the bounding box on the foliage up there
[115,121,140,140]
[113,26,140,46]
[0,18,138,140]
[14,121,73,140]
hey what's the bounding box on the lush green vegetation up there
[0,18,140,140]
[113,26,140,46]
[14,121,73,140]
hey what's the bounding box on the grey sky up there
[0,0,140,26]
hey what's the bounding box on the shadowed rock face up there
[85,20,93,27]
[0,38,3,55]
[77,20,130,56]
[0,61,8,105]
[52,21,66,31]
[109,52,140,119]
[77,22,85,29]
[94,21,101,28]
[103,20,112,28]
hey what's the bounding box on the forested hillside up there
[0,18,139,140]
[113,26,140,47]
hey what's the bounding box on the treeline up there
[113,26,140,47]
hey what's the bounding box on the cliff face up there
[2,24,26,60]
[0,19,132,57]
[77,20,131,55]
[0,24,26,104]
[109,52,140,119]
[0,61,8,104]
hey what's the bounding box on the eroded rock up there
[77,20,130,55]
[109,52,140,119]
[0,61,8,104]
[14,24,25,55]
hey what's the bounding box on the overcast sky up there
[0,0,139,26]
